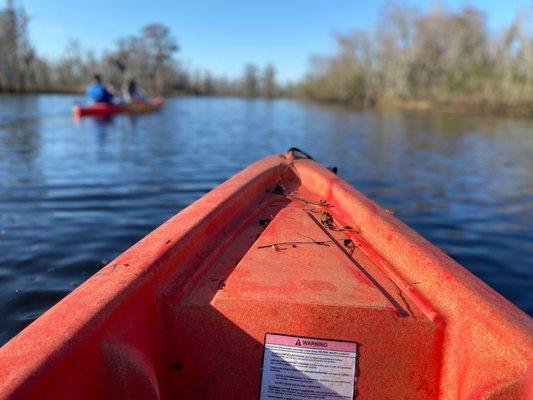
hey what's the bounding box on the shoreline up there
[1,90,531,118]
[293,97,533,119]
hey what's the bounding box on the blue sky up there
[16,0,532,82]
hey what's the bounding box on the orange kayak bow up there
[0,150,530,399]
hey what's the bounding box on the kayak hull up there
[0,152,530,399]
[72,97,164,117]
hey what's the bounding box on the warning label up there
[259,333,357,400]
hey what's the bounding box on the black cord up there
[287,147,314,160]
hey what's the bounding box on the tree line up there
[0,1,279,97]
[297,4,533,113]
[1,0,532,113]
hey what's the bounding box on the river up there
[0,94,531,344]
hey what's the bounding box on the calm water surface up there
[0,94,532,344]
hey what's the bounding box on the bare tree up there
[242,64,259,97]
[0,2,280,97]
[0,0,34,91]
[298,3,532,113]
[261,64,277,98]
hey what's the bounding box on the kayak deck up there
[0,152,530,399]
[168,186,439,398]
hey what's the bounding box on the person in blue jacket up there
[86,74,115,103]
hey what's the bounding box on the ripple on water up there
[0,95,531,345]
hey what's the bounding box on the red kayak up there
[72,96,164,117]
[0,150,530,399]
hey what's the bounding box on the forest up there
[0,1,278,97]
[298,4,532,114]
[1,1,532,113]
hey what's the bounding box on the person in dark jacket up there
[86,74,114,104]
[122,79,148,104]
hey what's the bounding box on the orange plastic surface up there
[0,151,531,399]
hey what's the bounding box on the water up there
[0,94,531,344]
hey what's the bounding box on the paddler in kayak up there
[86,74,116,104]
[122,79,148,104]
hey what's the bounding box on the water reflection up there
[0,94,531,345]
